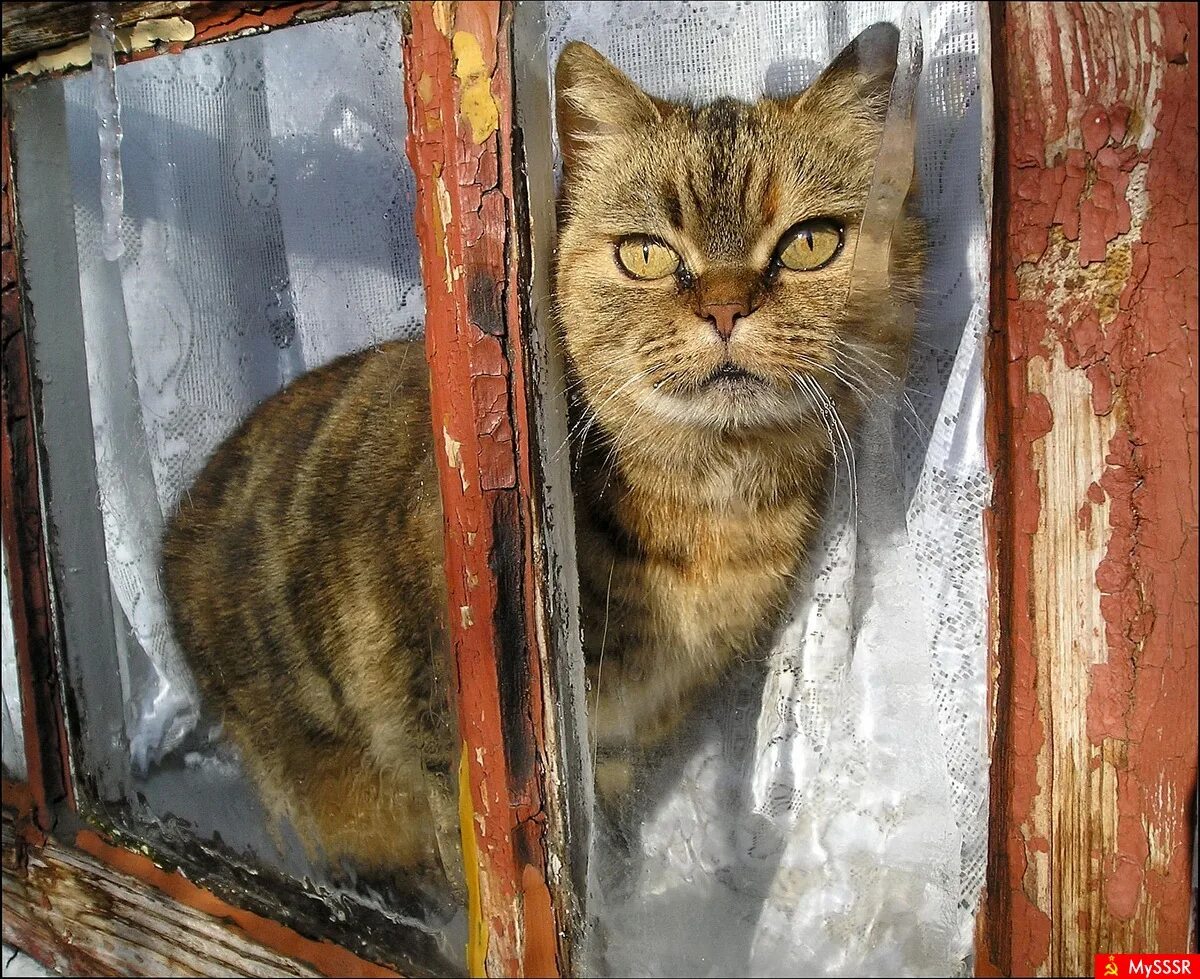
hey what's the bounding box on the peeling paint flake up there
[452,31,499,144]
[443,427,468,493]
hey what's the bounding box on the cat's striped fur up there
[161,22,922,884]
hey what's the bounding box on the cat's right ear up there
[555,42,661,176]
[788,22,900,126]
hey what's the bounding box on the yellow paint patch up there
[459,746,488,978]
[435,173,456,290]
[15,39,92,76]
[126,17,195,49]
[451,31,499,144]
[14,16,196,75]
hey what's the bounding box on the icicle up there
[91,3,125,262]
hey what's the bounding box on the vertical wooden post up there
[403,2,574,975]
[982,3,1197,975]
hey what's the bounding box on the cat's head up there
[554,23,924,442]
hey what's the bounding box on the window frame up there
[3,2,1197,977]
[2,1,581,975]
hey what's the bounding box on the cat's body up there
[162,23,922,887]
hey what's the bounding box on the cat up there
[160,21,923,894]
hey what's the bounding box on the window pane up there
[11,11,463,972]
[541,1,990,974]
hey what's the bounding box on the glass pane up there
[2,539,26,781]
[541,1,990,974]
[10,11,463,972]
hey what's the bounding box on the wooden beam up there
[402,2,577,974]
[2,813,402,978]
[981,3,1198,974]
[2,2,194,63]
[2,2,401,78]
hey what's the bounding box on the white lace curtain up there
[59,11,424,767]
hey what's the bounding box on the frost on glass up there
[543,2,990,975]
[10,11,462,970]
[2,541,26,781]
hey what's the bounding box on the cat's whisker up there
[837,342,931,440]
[795,372,859,523]
[790,372,842,509]
[551,366,658,464]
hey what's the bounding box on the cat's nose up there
[701,300,751,341]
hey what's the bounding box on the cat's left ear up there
[787,22,900,125]
[556,42,662,176]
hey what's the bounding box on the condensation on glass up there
[538,2,991,975]
[8,10,463,971]
[2,540,26,781]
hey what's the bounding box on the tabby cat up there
[161,22,923,890]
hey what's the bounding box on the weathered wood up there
[402,1,575,975]
[2,2,401,77]
[2,2,193,63]
[0,87,71,827]
[982,3,1198,975]
[2,814,347,978]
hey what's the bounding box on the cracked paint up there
[983,4,1197,976]
[403,3,563,975]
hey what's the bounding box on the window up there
[3,3,1195,978]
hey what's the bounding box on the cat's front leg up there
[587,657,699,809]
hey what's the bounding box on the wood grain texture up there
[1,2,192,63]
[982,3,1198,975]
[2,2,400,76]
[403,2,573,975]
[2,816,324,978]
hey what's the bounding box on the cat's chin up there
[632,382,812,434]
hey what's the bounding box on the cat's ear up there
[788,22,900,125]
[555,42,662,175]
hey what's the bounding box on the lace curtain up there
[57,10,424,768]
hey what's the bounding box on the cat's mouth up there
[700,363,764,389]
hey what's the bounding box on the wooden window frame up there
[2,2,1196,977]
[3,1,579,975]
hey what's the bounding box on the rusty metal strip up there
[981,3,1198,974]
[403,2,570,975]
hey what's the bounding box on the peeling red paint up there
[983,3,1197,975]
[403,3,564,975]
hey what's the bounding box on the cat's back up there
[161,338,445,726]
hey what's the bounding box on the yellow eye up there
[617,238,681,280]
[777,219,843,271]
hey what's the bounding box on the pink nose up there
[701,300,751,341]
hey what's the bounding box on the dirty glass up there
[538,1,991,975]
[9,10,464,972]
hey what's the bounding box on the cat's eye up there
[776,218,844,272]
[616,237,681,280]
